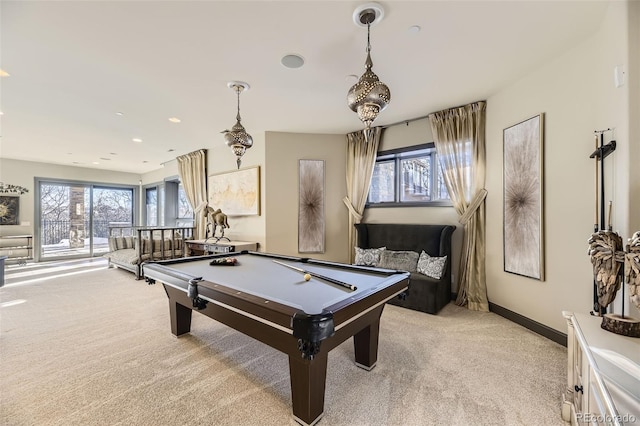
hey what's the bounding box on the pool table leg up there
[169,300,193,336]
[289,352,328,426]
[353,316,380,371]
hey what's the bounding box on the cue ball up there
[303,273,311,281]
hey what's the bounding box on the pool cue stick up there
[594,134,599,232]
[607,201,613,231]
[599,132,605,231]
[591,134,600,316]
[272,260,357,291]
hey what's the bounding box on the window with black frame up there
[368,143,451,207]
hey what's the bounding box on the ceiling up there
[0,1,609,174]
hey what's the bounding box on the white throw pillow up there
[354,246,386,266]
[417,251,447,279]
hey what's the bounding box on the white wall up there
[262,125,462,270]
[139,134,267,247]
[628,1,640,233]
[142,161,178,186]
[264,131,348,261]
[207,132,266,246]
[485,1,637,332]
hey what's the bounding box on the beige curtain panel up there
[177,149,208,240]
[429,101,488,312]
[343,127,381,263]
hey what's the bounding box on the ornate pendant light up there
[223,81,253,169]
[347,3,390,130]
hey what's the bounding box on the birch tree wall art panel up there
[503,114,545,280]
[298,160,325,253]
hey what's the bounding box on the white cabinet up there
[562,311,640,425]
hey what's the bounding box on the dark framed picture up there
[0,196,20,225]
[503,113,545,280]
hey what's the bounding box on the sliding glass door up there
[37,180,135,260]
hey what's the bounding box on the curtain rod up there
[380,100,487,130]
[380,114,430,129]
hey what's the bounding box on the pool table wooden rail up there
[143,252,410,426]
[145,261,300,332]
[145,251,410,342]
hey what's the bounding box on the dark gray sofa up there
[354,223,456,314]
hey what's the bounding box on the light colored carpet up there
[0,264,568,425]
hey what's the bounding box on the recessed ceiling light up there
[115,111,124,116]
[92,161,100,165]
[0,69,10,77]
[99,157,111,161]
[168,149,175,152]
[0,111,4,116]
[168,117,181,123]
[132,138,142,143]
[408,25,421,34]
[281,54,305,69]
[110,152,117,155]
[142,160,148,163]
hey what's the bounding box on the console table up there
[0,234,33,265]
[562,311,639,425]
[185,239,258,256]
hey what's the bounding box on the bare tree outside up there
[93,187,133,239]
[40,184,70,223]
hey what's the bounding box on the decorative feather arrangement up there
[625,231,640,310]
[588,230,624,309]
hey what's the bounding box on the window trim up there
[366,143,453,208]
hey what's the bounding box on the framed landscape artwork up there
[298,160,325,253]
[503,113,545,280]
[208,166,260,216]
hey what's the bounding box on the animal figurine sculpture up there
[205,207,230,241]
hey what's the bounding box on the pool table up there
[143,251,410,426]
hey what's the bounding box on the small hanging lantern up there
[222,81,253,169]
